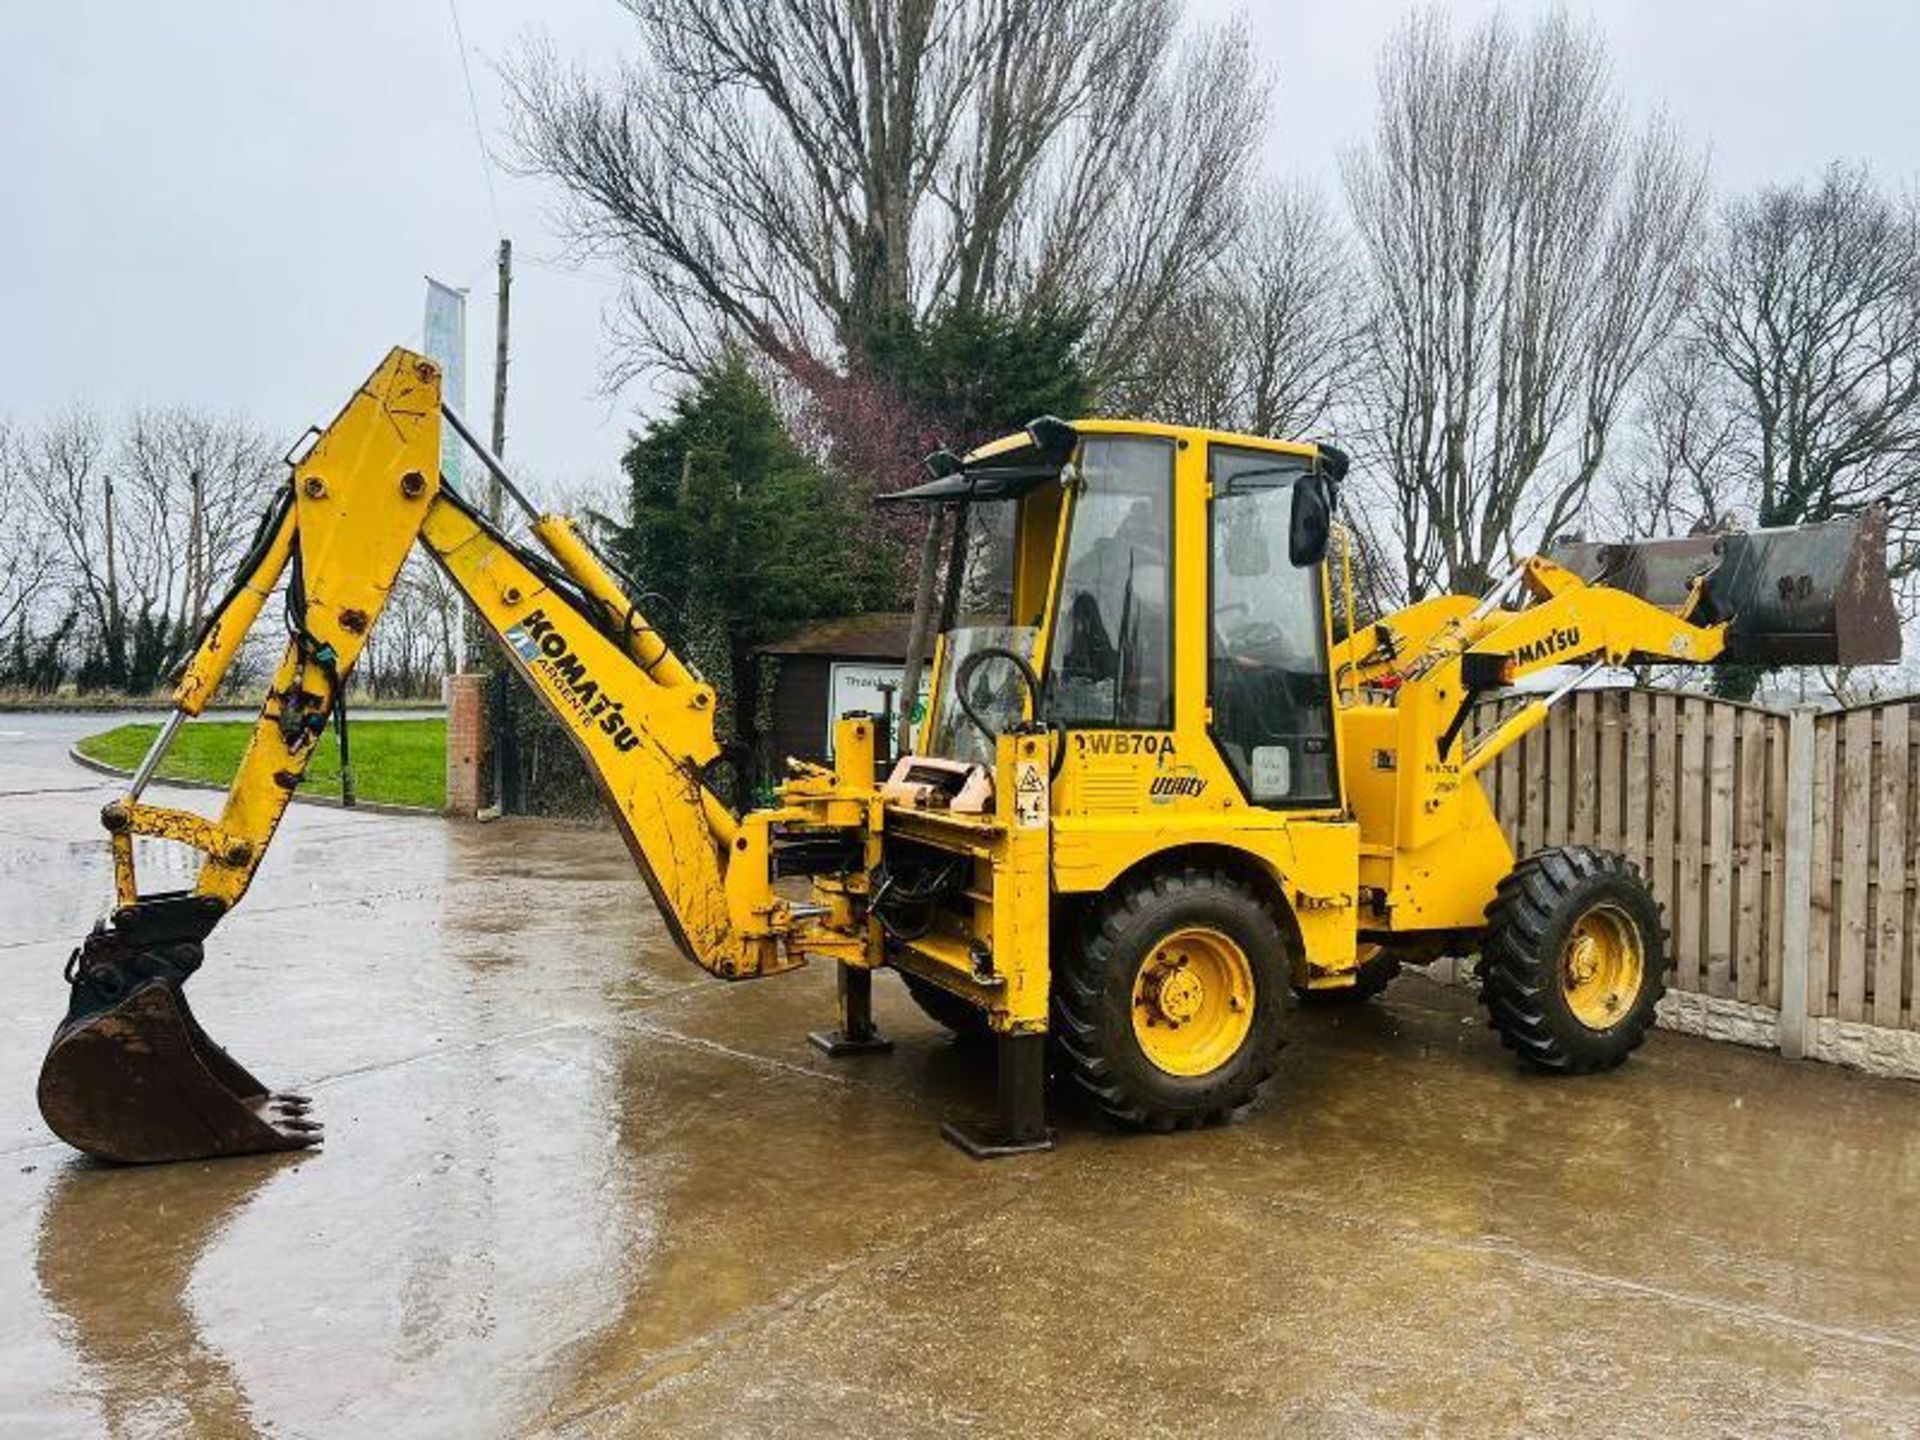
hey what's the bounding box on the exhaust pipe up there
[1549,509,1902,669]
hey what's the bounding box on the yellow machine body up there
[48,346,1891,1164]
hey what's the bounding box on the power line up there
[445,0,503,237]
[517,253,627,290]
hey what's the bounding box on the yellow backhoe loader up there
[37,348,1903,1163]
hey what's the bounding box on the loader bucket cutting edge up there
[37,924,320,1165]
[1549,509,1903,669]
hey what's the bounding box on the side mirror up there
[1288,474,1332,567]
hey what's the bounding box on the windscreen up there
[921,503,1028,766]
[1045,436,1176,729]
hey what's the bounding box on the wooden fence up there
[1473,689,1920,1069]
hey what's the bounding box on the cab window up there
[1208,446,1337,806]
[1046,437,1174,728]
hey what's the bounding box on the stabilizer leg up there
[807,963,894,1057]
[941,1031,1054,1159]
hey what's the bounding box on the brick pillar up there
[444,672,488,816]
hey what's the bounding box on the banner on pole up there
[422,277,468,491]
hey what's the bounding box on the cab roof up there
[881,417,1338,506]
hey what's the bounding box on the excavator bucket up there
[37,900,320,1165]
[1549,509,1903,668]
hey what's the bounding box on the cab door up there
[1205,444,1340,810]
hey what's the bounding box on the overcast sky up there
[5,2,1917,498]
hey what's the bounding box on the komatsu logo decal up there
[504,608,641,753]
[1511,626,1583,668]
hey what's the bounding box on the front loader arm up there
[1363,555,1730,791]
[1448,557,1728,778]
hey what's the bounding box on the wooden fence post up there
[1778,704,1818,1060]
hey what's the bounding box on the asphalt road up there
[3,712,1918,1437]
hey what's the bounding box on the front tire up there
[1053,866,1291,1130]
[1477,846,1667,1073]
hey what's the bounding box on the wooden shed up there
[758,613,917,766]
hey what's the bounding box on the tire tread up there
[1478,845,1669,1075]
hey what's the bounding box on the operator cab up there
[880,418,1346,814]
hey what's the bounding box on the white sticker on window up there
[1250,745,1292,799]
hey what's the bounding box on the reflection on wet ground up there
[3,713,1918,1437]
[34,1155,303,1438]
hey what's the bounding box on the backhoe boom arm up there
[100,348,800,982]
[40,348,856,1164]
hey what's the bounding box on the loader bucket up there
[37,904,320,1165]
[1549,509,1902,668]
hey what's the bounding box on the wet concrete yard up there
[4,713,1919,1437]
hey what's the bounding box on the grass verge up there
[76,719,445,810]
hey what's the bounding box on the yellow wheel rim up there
[1131,926,1256,1077]
[1560,903,1646,1030]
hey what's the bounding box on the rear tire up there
[1053,866,1291,1130]
[898,970,991,1040]
[1477,846,1667,1074]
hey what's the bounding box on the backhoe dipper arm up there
[40,348,829,1165]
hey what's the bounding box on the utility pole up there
[187,467,205,633]
[490,239,511,508]
[487,238,519,812]
[102,470,121,683]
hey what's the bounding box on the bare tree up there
[0,426,53,635]
[16,407,279,691]
[1107,182,1356,437]
[121,408,282,635]
[22,408,120,677]
[505,0,1261,392]
[1692,166,1920,579]
[358,556,460,699]
[1344,9,1706,599]
[1604,340,1744,540]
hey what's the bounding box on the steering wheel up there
[952,646,1066,777]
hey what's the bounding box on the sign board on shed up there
[827,662,930,753]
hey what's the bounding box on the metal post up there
[1778,704,1818,1060]
[487,238,515,815]
[187,467,205,633]
[873,681,896,780]
[894,507,946,760]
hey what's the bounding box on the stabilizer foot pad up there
[939,1120,1055,1160]
[806,1029,894,1058]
